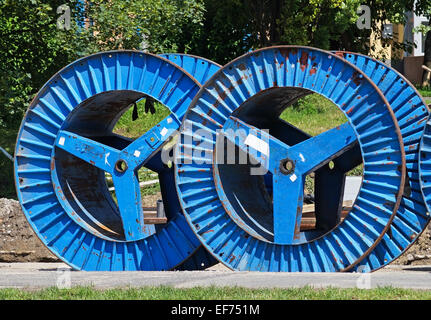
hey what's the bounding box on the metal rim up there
[175,46,406,272]
[160,53,221,270]
[159,53,222,85]
[14,50,205,271]
[337,51,430,272]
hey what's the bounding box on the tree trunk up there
[422,26,431,87]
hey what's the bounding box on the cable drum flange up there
[159,53,222,271]
[336,52,430,272]
[160,53,222,88]
[418,100,431,247]
[175,46,406,272]
[14,50,212,271]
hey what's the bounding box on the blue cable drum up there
[174,46,406,272]
[336,52,430,272]
[14,50,213,271]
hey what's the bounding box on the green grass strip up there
[0,286,431,300]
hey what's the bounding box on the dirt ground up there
[392,224,431,265]
[0,194,163,263]
[1,196,431,266]
[0,198,58,262]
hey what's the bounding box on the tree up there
[63,0,205,56]
[0,0,74,129]
[0,0,206,130]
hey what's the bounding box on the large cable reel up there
[175,46,408,272]
[14,51,220,271]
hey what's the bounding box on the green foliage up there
[165,0,252,64]
[0,0,205,130]
[417,86,431,97]
[64,0,205,55]
[0,0,73,130]
[278,0,361,50]
[0,128,17,199]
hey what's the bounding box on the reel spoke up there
[55,130,120,174]
[223,116,290,174]
[288,122,357,174]
[112,169,155,241]
[124,114,180,170]
[273,172,304,243]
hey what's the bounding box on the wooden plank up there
[302,200,352,214]
[144,217,167,224]
[300,201,353,231]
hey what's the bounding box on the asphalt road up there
[1,263,431,290]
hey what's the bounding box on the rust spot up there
[229,255,236,264]
[346,107,354,115]
[299,51,308,72]
[418,117,427,125]
[309,63,317,75]
[351,71,363,86]
[279,48,297,58]
[215,84,227,101]
[238,63,247,71]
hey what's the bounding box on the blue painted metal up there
[336,52,430,272]
[159,53,221,271]
[160,53,221,85]
[14,50,217,271]
[175,46,406,272]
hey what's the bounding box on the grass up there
[416,86,431,97]
[280,94,363,177]
[280,94,347,136]
[0,285,430,300]
[113,98,170,138]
